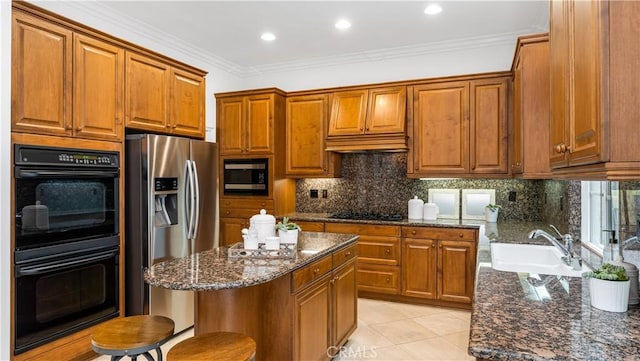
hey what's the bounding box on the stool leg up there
[110,356,124,361]
[140,352,155,361]
[155,347,163,361]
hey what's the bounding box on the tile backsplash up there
[296,153,547,222]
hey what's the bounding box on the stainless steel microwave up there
[223,158,268,196]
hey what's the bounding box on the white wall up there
[1,1,12,359]
[241,43,515,92]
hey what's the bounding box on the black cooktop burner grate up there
[329,212,403,221]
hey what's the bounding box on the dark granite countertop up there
[468,222,640,361]
[144,231,358,291]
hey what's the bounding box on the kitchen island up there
[469,224,640,361]
[145,231,359,361]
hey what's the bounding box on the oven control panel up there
[15,145,119,168]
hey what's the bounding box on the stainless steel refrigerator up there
[125,134,219,333]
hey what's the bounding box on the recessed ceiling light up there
[261,32,276,41]
[335,19,352,30]
[424,4,442,15]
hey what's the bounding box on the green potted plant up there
[584,263,630,312]
[275,217,301,245]
[484,204,501,223]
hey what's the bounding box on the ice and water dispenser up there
[154,177,178,227]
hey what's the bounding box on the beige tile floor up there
[93,298,472,361]
[335,298,473,361]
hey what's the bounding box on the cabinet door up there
[470,78,508,174]
[511,60,523,174]
[125,52,170,132]
[286,94,332,176]
[412,82,469,174]
[569,0,603,166]
[217,97,245,155]
[549,0,571,168]
[438,240,476,304]
[219,217,247,247]
[366,87,406,135]
[246,94,274,154]
[294,276,331,361]
[401,238,437,299]
[328,90,368,136]
[519,38,551,178]
[12,12,72,136]
[73,34,123,141]
[170,68,205,138]
[332,258,357,350]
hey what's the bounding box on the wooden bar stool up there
[91,315,175,361]
[167,332,256,361]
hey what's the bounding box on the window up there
[580,181,618,254]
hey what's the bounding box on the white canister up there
[408,196,424,220]
[264,236,280,250]
[423,203,439,221]
[249,209,276,243]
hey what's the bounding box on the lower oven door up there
[14,246,119,355]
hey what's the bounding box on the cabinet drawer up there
[220,207,275,219]
[292,256,333,292]
[220,198,274,210]
[357,238,400,265]
[402,227,476,241]
[325,223,400,237]
[356,263,400,294]
[333,244,357,267]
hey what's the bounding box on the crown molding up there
[238,30,536,77]
[50,2,544,79]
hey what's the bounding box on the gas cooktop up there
[328,212,404,221]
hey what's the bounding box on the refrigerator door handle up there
[186,160,197,242]
[191,160,201,241]
[184,160,192,242]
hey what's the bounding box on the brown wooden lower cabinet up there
[325,222,402,296]
[195,243,358,361]
[402,227,477,305]
[295,257,357,360]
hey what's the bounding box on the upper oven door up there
[14,165,119,251]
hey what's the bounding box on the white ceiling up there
[94,1,549,76]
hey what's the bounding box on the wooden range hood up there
[325,134,408,152]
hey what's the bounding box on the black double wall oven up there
[13,145,120,355]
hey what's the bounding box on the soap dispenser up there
[609,232,639,305]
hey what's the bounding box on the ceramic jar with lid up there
[249,209,276,243]
[408,196,424,220]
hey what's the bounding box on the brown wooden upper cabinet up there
[12,11,123,141]
[125,51,205,139]
[511,34,551,179]
[326,86,407,152]
[407,75,509,178]
[549,0,640,179]
[286,94,341,178]
[217,90,285,155]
